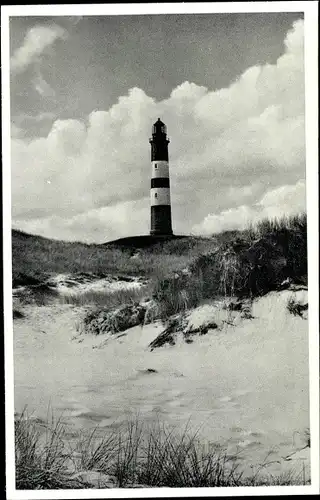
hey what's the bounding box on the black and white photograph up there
[2,1,319,498]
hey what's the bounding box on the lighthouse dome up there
[152,118,167,135]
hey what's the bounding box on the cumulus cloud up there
[192,179,306,235]
[13,198,150,244]
[10,24,67,75]
[11,20,306,242]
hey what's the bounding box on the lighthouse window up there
[155,193,158,198]
[155,163,158,169]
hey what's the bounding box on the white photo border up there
[2,2,319,498]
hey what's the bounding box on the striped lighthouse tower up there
[149,118,173,236]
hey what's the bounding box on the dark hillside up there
[103,234,188,249]
[11,230,215,287]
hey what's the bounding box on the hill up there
[11,229,213,288]
[12,214,307,299]
[103,234,188,249]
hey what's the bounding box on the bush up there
[80,302,148,336]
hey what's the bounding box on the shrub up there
[80,302,147,336]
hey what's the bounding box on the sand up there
[13,281,310,480]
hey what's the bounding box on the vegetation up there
[12,214,306,300]
[15,409,87,489]
[153,213,307,320]
[12,215,309,488]
[13,213,307,327]
[59,286,150,308]
[12,229,213,288]
[287,296,308,318]
[15,409,308,489]
[79,302,148,337]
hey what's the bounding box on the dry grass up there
[153,213,307,320]
[59,286,150,308]
[12,213,307,323]
[15,410,309,489]
[15,408,88,489]
[12,230,214,288]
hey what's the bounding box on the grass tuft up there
[15,408,88,489]
[14,410,310,489]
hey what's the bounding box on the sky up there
[9,12,306,243]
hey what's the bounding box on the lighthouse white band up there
[152,160,169,178]
[150,187,171,206]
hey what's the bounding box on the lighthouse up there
[149,118,173,236]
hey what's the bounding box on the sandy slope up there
[13,287,310,480]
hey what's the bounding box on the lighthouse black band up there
[150,206,173,235]
[151,177,170,188]
[150,142,169,161]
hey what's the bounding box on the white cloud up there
[13,198,150,243]
[192,179,306,235]
[11,20,306,242]
[32,69,56,97]
[11,24,67,75]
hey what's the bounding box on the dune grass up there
[12,229,213,288]
[152,213,307,320]
[12,213,307,325]
[59,285,151,308]
[12,214,306,298]
[14,409,309,489]
[12,213,307,332]
[15,409,87,489]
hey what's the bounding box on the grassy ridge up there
[12,213,307,293]
[12,214,307,321]
[12,229,214,287]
